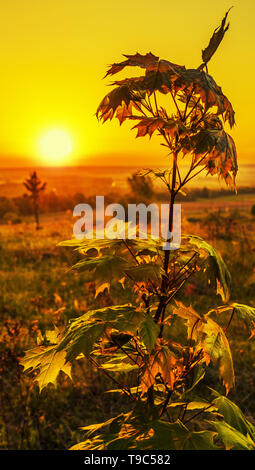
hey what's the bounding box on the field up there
[1,185,255,450]
[0,213,129,449]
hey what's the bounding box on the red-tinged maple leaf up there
[140,340,182,395]
[131,116,185,139]
[104,52,184,78]
[173,70,235,127]
[164,119,185,137]
[132,117,166,138]
[100,64,235,128]
[116,102,133,125]
[111,76,148,90]
[96,85,132,122]
[182,128,237,189]
[104,52,159,77]
[201,8,232,67]
[105,53,184,96]
[205,131,238,189]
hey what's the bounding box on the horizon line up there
[0,162,254,170]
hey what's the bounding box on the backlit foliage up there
[21,10,255,450]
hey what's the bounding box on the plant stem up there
[122,239,139,265]
[154,151,178,323]
[147,385,154,407]
[160,389,173,417]
[183,403,214,424]
[163,152,178,274]
[89,357,134,401]
[224,307,236,333]
[153,92,159,116]
[184,97,200,122]
[170,89,182,121]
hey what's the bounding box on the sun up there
[38,129,73,165]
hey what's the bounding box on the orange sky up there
[0,0,254,167]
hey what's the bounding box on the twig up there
[122,239,139,265]
[183,403,214,424]
[89,356,134,401]
[159,389,173,417]
[224,307,236,333]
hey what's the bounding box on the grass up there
[0,205,255,449]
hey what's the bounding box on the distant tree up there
[23,171,46,230]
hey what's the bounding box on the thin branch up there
[89,357,134,401]
[144,92,157,117]
[184,97,201,122]
[122,239,139,265]
[183,86,195,120]
[159,389,173,417]
[154,147,179,325]
[110,337,140,366]
[183,403,214,425]
[153,91,159,116]
[180,403,188,422]
[185,318,201,368]
[133,101,150,117]
[183,165,207,185]
[175,161,182,187]
[165,267,197,306]
[158,304,167,338]
[224,307,236,333]
[171,252,198,283]
[177,151,210,192]
[170,88,182,121]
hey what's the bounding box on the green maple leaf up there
[20,345,71,391]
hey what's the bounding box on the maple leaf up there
[172,300,204,339]
[211,391,255,438]
[197,317,234,395]
[56,304,147,361]
[104,52,184,78]
[179,235,232,302]
[104,52,159,77]
[98,37,236,132]
[183,128,237,189]
[125,262,164,282]
[205,131,238,190]
[173,69,235,127]
[103,52,185,100]
[116,102,133,125]
[96,85,142,123]
[233,304,255,339]
[100,67,235,129]
[139,316,160,352]
[212,421,255,450]
[140,340,180,394]
[131,116,184,139]
[70,254,132,289]
[173,301,235,394]
[20,345,72,391]
[201,8,232,67]
[211,303,255,339]
[131,117,165,138]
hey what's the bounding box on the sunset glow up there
[0,1,253,167]
[1,2,255,453]
[38,129,73,165]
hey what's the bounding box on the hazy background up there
[0,0,253,168]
